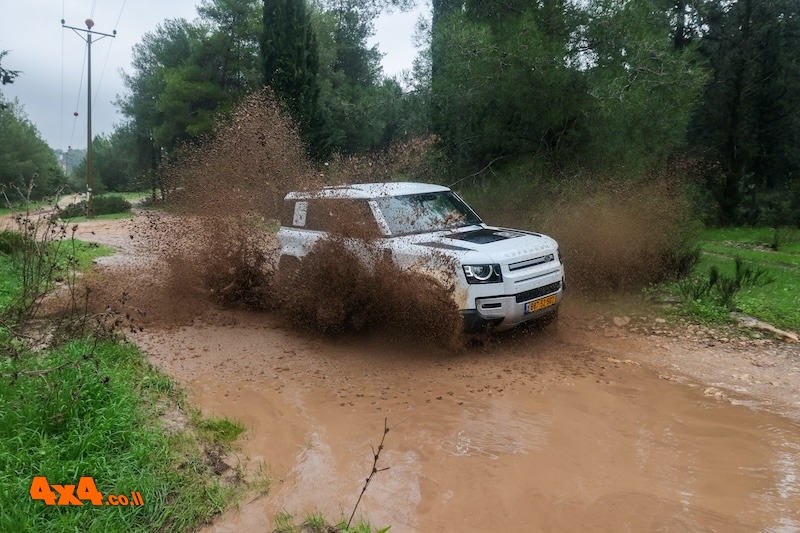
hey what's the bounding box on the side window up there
[305,200,331,231]
[293,201,308,227]
[304,199,380,236]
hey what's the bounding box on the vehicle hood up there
[395,225,558,263]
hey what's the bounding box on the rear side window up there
[283,198,380,237]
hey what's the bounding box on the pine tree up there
[261,0,322,156]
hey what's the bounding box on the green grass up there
[701,242,800,268]
[272,510,390,533]
[0,254,22,309]
[113,191,150,203]
[0,234,244,532]
[0,233,115,310]
[666,227,800,332]
[0,198,56,217]
[700,226,800,254]
[192,416,245,449]
[68,240,116,271]
[0,341,239,532]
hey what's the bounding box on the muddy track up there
[74,215,800,532]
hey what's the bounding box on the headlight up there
[463,264,502,284]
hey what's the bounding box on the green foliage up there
[56,195,132,220]
[272,510,390,533]
[427,0,707,173]
[0,97,65,200]
[0,223,242,532]
[662,228,800,331]
[0,230,27,256]
[70,128,149,193]
[678,255,774,310]
[0,218,114,329]
[0,247,23,309]
[581,0,708,169]
[0,50,21,85]
[431,5,587,169]
[312,6,419,155]
[119,1,263,157]
[262,0,322,155]
[690,0,800,225]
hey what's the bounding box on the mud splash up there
[279,237,462,347]
[100,92,465,345]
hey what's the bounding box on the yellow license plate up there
[524,294,557,314]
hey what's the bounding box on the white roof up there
[285,182,450,200]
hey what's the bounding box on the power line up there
[114,0,128,30]
[91,0,128,127]
[93,39,114,110]
[69,43,88,150]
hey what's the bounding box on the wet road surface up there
[136,312,800,532]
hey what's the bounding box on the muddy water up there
[136,313,800,532]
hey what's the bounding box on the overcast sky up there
[0,0,424,151]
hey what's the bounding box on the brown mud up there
[66,215,800,533]
[134,307,800,533]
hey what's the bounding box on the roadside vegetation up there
[53,194,134,221]
[0,213,246,531]
[663,228,800,332]
[273,511,389,533]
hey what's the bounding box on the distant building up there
[52,147,86,175]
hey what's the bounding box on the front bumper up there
[461,279,564,332]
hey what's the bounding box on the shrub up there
[0,231,28,255]
[54,195,132,219]
[93,195,132,215]
[678,255,774,310]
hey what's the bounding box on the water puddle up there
[136,317,800,532]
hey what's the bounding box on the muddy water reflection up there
[396,378,800,532]
[215,373,798,532]
[139,324,800,532]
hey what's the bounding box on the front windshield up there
[373,192,483,236]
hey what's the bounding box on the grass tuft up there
[656,227,800,331]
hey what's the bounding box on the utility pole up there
[62,18,115,218]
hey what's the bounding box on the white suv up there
[277,182,565,331]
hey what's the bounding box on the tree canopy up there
[101,0,800,225]
[0,96,64,201]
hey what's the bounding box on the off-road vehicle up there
[277,182,565,331]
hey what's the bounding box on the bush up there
[0,231,27,255]
[54,195,132,219]
[677,255,774,310]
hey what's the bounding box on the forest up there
[1,0,799,227]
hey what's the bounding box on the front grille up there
[515,281,562,303]
[509,254,554,271]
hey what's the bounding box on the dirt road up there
[76,215,800,532]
